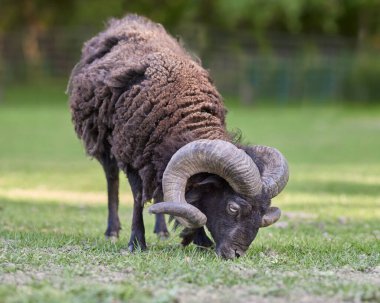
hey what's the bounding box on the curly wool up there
[68,15,230,203]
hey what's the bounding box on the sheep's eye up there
[227,202,240,215]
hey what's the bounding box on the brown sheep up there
[68,15,288,259]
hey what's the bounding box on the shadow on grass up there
[286,202,378,211]
[288,179,380,197]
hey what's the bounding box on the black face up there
[185,174,268,259]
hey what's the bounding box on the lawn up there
[0,83,379,303]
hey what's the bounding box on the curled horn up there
[250,145,289,199]
[149,202,207,227]
[149,139,262,228]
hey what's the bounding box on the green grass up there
[0,84,379,302]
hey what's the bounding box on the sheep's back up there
[69,15,196,156]
[68,15,228,202]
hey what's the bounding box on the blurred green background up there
[0,2,380,302]
[1,0,380,104]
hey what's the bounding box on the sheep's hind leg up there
[100,154,121,241]
[153,196,170,239]
[154,213,170,239]
[126,167,147,252]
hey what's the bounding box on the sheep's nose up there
[216,245,246,259]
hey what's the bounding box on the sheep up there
[68,14,289,259]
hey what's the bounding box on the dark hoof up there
[128,231,147,252]
[128,242,147,252]
[105,225,121,238]
[105,229,120,243]
[105,235,118,243]
[156,231,170,240]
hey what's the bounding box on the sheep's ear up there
[260,207,281,227]
[185,175,223,204]
[193,175,223,188]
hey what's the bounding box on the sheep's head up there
[149,140,288,259]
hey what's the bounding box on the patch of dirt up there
[172,285,344,303]
[77,265,133,284]
[0,262,134,286]
[229,264,257,278]
[372,230,380,240]
[335,266,380,285]
[0,238,18,247]
[338,216,348,224]
[0,266,62,286]
[274,221,289,229]
[169,267,380,303]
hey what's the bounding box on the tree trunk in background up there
[23,25,42,67]
[22,0,44,79]
[0,32,4,102]
[358,8,369,49]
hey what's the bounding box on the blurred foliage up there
[1,0,380,103]
[343,53,380,102]
[1,0,380,47]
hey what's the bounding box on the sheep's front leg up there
[180,227,213,248]
[193,227,213,248]
[126,168,147,252]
